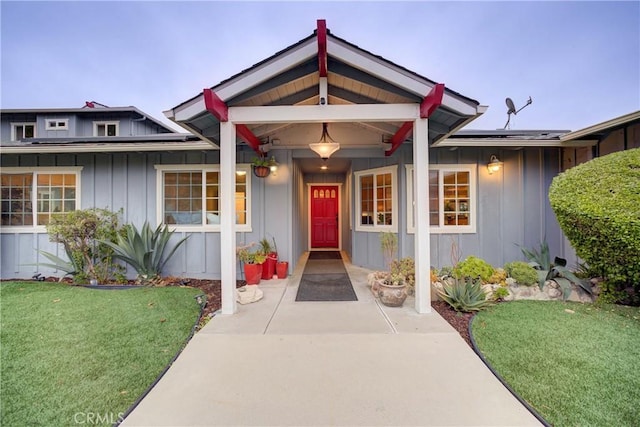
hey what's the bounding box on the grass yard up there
[472,300,640,426]
[1,281,202,426]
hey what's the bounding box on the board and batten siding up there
[349,145,567,272]
[0,149,293,280]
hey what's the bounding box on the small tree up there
[45,208,125,283]
[380,232,398,270]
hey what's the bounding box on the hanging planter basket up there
[253,165,271,178]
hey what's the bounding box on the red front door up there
[311,185,339,248]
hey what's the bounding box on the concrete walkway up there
[122,253,541,426]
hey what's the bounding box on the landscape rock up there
[236,285,263,304]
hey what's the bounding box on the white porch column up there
[413,118,431,313]
[219,121,237,314]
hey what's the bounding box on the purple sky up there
[2,1,638,132]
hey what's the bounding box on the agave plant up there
[101,221,189,284]
[437,277,493,313]
[519,239,592,300]
[35,243,83,280]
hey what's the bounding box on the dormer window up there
[11,123,36,141]
[45,119,69,130]
[93,121,119,137]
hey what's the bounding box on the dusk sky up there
[2,1,638,132]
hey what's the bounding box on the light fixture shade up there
[309,141,340,159]
[487,155,503,174]
[309,123,341,159]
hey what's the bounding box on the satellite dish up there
[505,98,516,115]
[504,96,533,129]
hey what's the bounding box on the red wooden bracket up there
[203,88,228,122]
[317,19,328,77]
[203,88,261,154]
[420,83,444,118]
[385,121,413,157]
[236,124,262,154]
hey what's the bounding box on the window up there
[1,168,82,229]
[155,165,251,231]
[11,123,36,141]
[45,119,69,130]
[93,121,119,137]
[406,165,476,234]
[354,165,397,232]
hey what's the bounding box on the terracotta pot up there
[262,252,278,279]
[253,165,270,178]
[244,263,262,285]
[276,261,289,279]
[377,281,407,307]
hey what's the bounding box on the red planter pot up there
[276,261,289,279]
[244,263,263,285]
[262,252,278,280]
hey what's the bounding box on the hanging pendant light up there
[309,123,340,160]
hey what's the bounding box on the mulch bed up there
[11,277,475,343]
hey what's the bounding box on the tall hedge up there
[549,148,640,301]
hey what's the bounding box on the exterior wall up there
[0,148,292,280]
[349,144,567,272]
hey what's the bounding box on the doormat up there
[295,273,358,302]
[308,251,342,260]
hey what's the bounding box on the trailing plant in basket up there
[100,221,189,285]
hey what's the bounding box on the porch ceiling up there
[165,23,485,153]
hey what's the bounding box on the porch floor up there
[121,252,541,426]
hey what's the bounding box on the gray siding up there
[349,145,566,272]
[1,149,292,280]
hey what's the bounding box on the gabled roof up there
[165,21,486,149]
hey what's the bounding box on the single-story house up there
[1,21,638,315]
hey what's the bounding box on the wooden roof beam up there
[385,84,445,156]
[203,88,262,155]
[317,19,328,77]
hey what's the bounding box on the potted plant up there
[237,248,267,285]
[259,237,278,280]
[377,272,408,307]
[374,232,407,306]
[252,156,276,178]
[276,260,289,279]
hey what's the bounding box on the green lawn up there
[1,281,202,426]
[472,300,640,426]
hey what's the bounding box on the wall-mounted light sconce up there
[487,155,503,174]
[236,170,247,176]
[269,161,278,176]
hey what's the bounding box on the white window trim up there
[10,122,36,141]
[154,164,252,232]
[93,121,119,137]
[0,166,83,233]
[354,165,398,232]
[406,164,477,234]
[45,119,69,130]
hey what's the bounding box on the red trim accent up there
[85,101,95,108]
[420,83,445,118]
[385,121,413,157]
[317,19,328,77]
[203,88,228,122]
[236,124,262,154]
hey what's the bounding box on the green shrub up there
[504,261,538,286]
[453,256,495,282]
[492,286,510,301]
[549,149,640,303]
[100,221,189,285]
[437,277,493,312]
[45,208,126,283]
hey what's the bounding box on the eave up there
[559,110,640,141]
[434,138,598,148]
[0,141,214,154]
